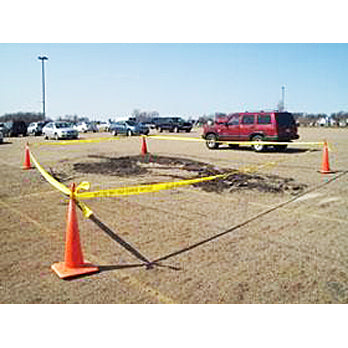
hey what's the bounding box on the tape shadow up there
[87,214,182,272]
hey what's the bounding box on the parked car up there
[153,117,193,133]
[88,122,98,133]
[0,123,7,135]
[96,122,110,132]
[42,121,79,140]
[27,121,46,136]
[1,121,28,137]
[203,111,299,152]
[109,120,150,136]
[74,122,89,133]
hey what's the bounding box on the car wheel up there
[274,144,288,152]
[174,126,179,133]
[112,130,118,136]
[205,133,219,150]
[159,128,163,133]
[44,134,48,140]
[251,135,265,152]
[54,133,59,141]
[127,129,132,136]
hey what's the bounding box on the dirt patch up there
[70,154,307,195]
[74,155,148,177]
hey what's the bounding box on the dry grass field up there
[0,127,347,303]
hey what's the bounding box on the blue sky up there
[0,43,347,121]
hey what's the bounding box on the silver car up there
[109,120,150,136]
[42,122,78,140]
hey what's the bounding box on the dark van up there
[4,121,28,137]
[203,111,299,152]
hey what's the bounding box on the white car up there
[43,122,79,140]
[27,121,46,136]
[96,122,110,132]
[74,122,89,133]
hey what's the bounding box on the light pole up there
[281,86,285,111]
[38,56,48,119]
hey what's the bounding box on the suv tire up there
[251,135,265,152]
[205,133,219,150]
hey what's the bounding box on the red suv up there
[203,111,299,152]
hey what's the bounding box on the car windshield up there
[55,122,70,129]
[275,113,295,126]
[126,121,136,126]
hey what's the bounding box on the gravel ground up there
[0,127,347,303]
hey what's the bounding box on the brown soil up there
[71,154,307,195]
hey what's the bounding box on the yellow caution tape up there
[30,133,326,148]
[32,136,119,147]
[75,200,94,218]
[29,149,94,218]
[75,173,229,200]
[75,157,283,200]
[29,150,71,196]
[76,181,91,192]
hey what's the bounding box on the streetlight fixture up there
[38,56,48,119]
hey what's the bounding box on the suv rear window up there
[257,115,271,124]
[275,113,295,126]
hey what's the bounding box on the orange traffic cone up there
[319,141,333,174]
[51,183,98,279]
[23,143,33,170]
[141,135,148,156]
